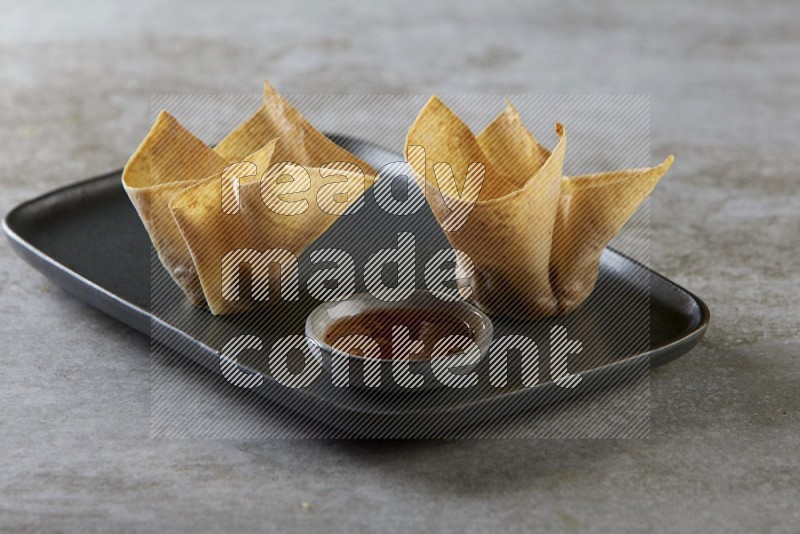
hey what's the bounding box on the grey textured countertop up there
[1,0,798,532]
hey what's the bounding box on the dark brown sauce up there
[323,308,475,360]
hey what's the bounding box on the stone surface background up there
[1,0,798,531]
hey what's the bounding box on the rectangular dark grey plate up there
[4,136,709,437]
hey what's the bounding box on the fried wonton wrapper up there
[123,81,376,312]
[551,155,674,314]
[407,96,565,317]
[214,81,375,176]
[476,102,551,188]
[122,111,229,305]
[170,141,376,314]
[405,96,674,319]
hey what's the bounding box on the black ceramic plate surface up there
[4,136,709,437]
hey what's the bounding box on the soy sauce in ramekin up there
[323,307,475,360]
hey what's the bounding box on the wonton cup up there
[405,96,673,319]
[169,142,375,315]
[123,81,375,313]
[122,111,229,305]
